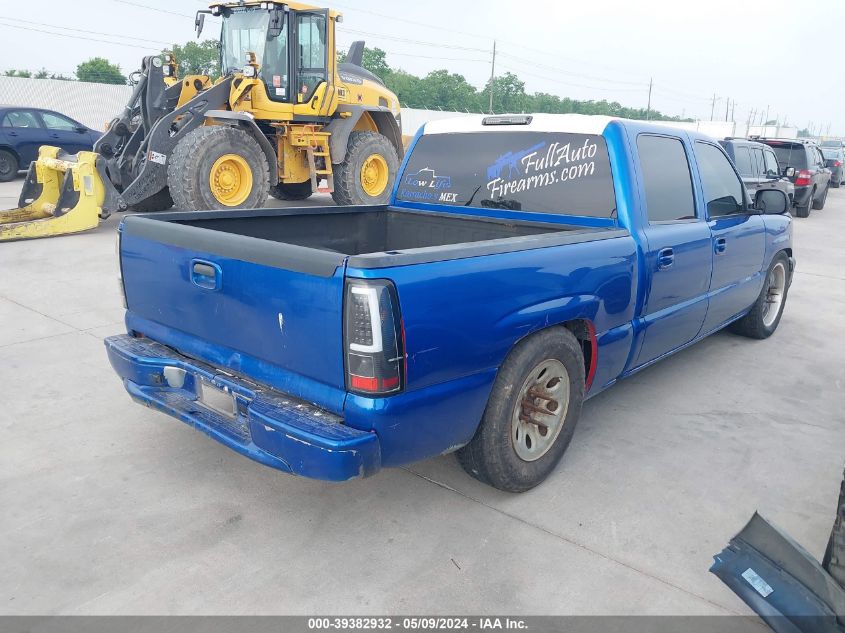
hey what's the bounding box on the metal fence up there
[0,76,132,130]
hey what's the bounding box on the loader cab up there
[214,2,331,114]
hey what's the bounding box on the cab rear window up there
[396,131,617,218]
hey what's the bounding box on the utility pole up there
[730,101,736,122]
[710,93,717,121]
[646,77,653,120]
[764,105,770,125]
[488,40,496,114]
[725,98,730,122]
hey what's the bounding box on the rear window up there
[395,131,617,218]
[821,147,842,160]
[767,144,807,170]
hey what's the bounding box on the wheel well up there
[516,319,597,390]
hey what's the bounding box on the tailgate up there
[119,215,348,414]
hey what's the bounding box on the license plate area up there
[197,379,236,418]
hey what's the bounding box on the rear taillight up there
[795,170,812,186]
[344,279,404,396]
[835,160,842,168]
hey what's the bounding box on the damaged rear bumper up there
[105,334,381,481]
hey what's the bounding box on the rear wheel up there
[269,180,313,201]
[168,126,269,211]
[813,184,829,210]
[331,131,398,206]
[457,327,585,492]
[0,150,18,182]
[730,252,790,339]
[795,187,814,218]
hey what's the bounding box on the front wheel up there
[457,327,585,492]
[730,253,790,339]
[331,131,399,206]
[0,149,19,182]
[168,125,269,211]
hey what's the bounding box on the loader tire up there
[0,150,19,182]
[168,126,269,211]
[269,180,313,201]
[127,187,173,213]
[331,131,398,206]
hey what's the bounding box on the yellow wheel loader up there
[0,0,404,241]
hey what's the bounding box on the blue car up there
[0,106,102,182]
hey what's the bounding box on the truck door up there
[692,141,766,333]
[634,134,713,367]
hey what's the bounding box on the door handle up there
[190,260,222,290]
[715,238,727,254]
[7,131,17,136]
[657,247,674,270]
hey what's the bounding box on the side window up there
[637,135,697,223]
[2,110,41,128]
[694,141,746,218]
[295,12,327,101]
[39,111,78,131]
[763,150,780,176]
[733,147,754,177]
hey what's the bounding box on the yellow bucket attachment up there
[0,146,110,241]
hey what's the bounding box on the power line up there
[341,27,490,53]
[496,51,645,87]
[497,63,647,94]
[0,20,161,50]
[0,16,171,45]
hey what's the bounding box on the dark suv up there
[719,138,795,205]
[820,145,844,188]
[757,138,831,217]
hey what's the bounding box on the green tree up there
[76,57,126,85]
[417,70,479,112]
[166,40,220,80]
[482,72,526,113]
[361,47,390,80]
[4,69,32,78]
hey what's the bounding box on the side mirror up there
[785,167,795,177]
[194,11,206,38]
[754,189,789,215]
[75,125,87,134]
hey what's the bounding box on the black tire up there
[730,252,790,340]
[795,187,814,218]
[813,184,829,210]
[331,131,399,206]
[167,126,269,211]
[831,180,841,189]
[269,180,313,201]
[127,187,173,213]
[0,149,19,182]
[457,327,585,492]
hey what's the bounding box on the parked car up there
[720,137,795,205]
[105,114,794,492]
[756,138,831,217]
[0,106,102,182]
[821,145,845,187]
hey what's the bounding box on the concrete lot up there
[1,176,843,616]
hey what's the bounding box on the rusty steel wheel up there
[511,359,570,462]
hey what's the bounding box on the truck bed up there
[124,206,622,275]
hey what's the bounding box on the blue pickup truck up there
[105,113,794,492]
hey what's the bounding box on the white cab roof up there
[422,113,618,136]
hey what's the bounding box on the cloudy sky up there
[0,0,842,134]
